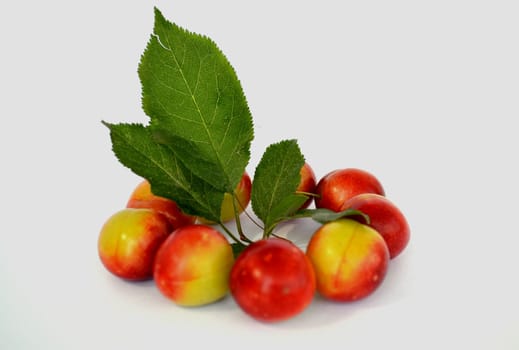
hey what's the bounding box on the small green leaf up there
[139,8,254,193]
[269,194,309,222]
[292,208,371,225]
[251,139,306,236]
[102,121,223,222]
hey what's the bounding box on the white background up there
[1,1,518,349]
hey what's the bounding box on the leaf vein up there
[162,32,228,183]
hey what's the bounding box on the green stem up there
[270,233,292,243]
[242,209,264,230]
[232,193,253,244]
[270,232,283,239]
[296,190,320,199]
[262,224,276,239]
[218,222,242,244]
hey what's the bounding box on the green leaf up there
[138,8,254,193]
[251,139,306,235]
[291,208,371,225]
[102,121,223,222]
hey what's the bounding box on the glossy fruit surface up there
[297,162,317,210]
[341,193,410,259]
[98,208,172,280]
[127,179,196,228]
[306,218,389,302]
[153,224,234,306]
[229,238,316,322]
[315,168,385,212]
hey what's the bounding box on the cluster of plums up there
[98,165,410,322]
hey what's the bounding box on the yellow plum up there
[306,218,389,302]
[98,208,173,280]
[153,224,234,306]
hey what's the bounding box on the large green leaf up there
[138,8,254,193]
[102,122,223,222]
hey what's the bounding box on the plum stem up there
[242,209,264,230]
[232,193,253,243]
[218,223,243,244]
[296,190,320,199]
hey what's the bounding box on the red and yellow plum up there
[306,218,389,302]
[153,224,234,306]
[98,208,173,280]
[315,168,385,212]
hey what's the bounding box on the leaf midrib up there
[264,150,293,223]
[160,33,231,188]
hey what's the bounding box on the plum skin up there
[229,238,316,322]
[153,224,235,307]
[314,168,385,212]
[297,162,317,210]
[306,218,389,302]
[341,193,410,259]
[198,172,252,224]
[98,208,173,281]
